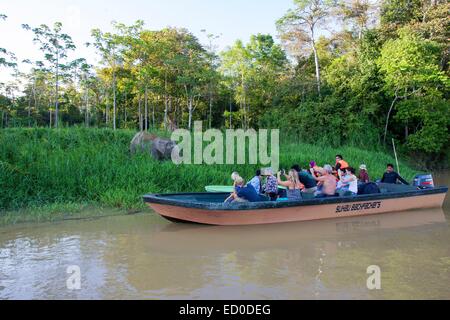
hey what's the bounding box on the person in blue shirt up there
[231,177,263,203]
[248,169,263,194]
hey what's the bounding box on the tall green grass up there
[0,127,418,211]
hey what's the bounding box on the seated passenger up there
[224,172,242,203]
[312,165,337,198]
[277,169,303,201]
[335,155,349,171]
[309,161,321,178]
[231,172,241,186]
[262,168,279,201]
[358,164,370,184]
[292,164,317,195]
[338,167,358,196]
[381,164,409,185]
[248,169,263,194]
[230,177,262,203]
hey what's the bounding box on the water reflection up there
[0,172,448,299]
[0,206,448,300]
[150,208,446,253]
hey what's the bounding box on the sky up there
[0,0,294,84]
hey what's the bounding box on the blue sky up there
[0,0,294,83]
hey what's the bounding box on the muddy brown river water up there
[1,173,449,300]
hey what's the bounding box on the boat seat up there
[378,183,418,193]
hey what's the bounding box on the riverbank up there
[0,127,420,225]
[0,202,154,227]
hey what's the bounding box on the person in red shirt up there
[358,164,370,183]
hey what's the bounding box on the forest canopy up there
[0,0,449,167]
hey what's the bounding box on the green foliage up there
[259,96,381,148]
[1,1,449,167]
[0,14,17,69]
[381,0,422,28]
[395,97,450,154]
[220,35,288,127]
[0,128,417,211]
[378,28,448,97]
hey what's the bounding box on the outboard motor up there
[413,174,435,189]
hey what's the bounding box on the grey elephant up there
[130,132,177,161]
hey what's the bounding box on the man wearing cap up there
[358,164,370,183]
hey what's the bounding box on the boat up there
[205,185,287,193]
[143,182,448,226]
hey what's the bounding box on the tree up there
[377,28,449,143]
[381,0,422,29]
[0,14,17,70]
[22,22,76,128]
[246,34,288,119]
[395,96,449,156]
[221,40,252,128]
[90,22,142,130]
[338,0,377,40]
[201,30,221,129]
[277,0,337,94]
[174,30,210,130]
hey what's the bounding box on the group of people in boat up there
[225,155,409,203]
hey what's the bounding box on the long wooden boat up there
[143,184,448,226]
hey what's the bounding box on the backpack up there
[358,182,381,195]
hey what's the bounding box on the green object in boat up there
[205,186,234,193]
[205,185,287,193]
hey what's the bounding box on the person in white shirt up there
[338,167,358,196]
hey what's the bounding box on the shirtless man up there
[310,165,337,198]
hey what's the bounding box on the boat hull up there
[146,192,447,226]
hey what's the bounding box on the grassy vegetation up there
[0,127,418,216]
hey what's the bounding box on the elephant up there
[130,132,177,161]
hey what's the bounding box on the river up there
[0,173,449,300]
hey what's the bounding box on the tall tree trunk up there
[27,89,32,127]
[311,41,321,95]
[174,97,178,129]
[33,78,37,123]
[152,101,155,129]
[144,87,148,131]
[229,96,232,129]
[384,90,400,144]
[188,95,193,130]
[85,87,89,127]
[138,95,143,132]
[164,73,168,129]
[241,73,247,129]
[164,95,168,130]
[55,54,59,128]
[209,85,213,129]
[106,102,109,125]
[113,70,117,130]
[124,91,127,124]
[310,26,321,95]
